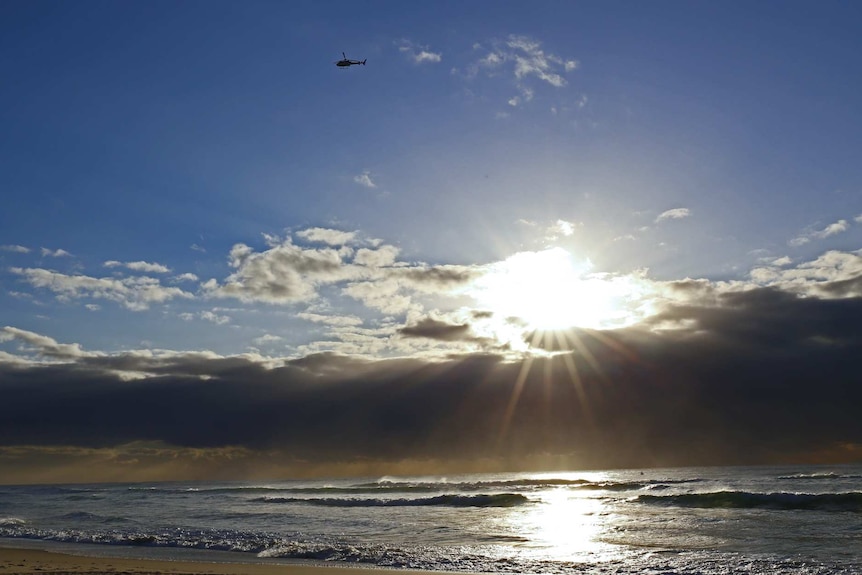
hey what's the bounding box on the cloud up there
[11,267,193,311]
[205,232,476,315]
[353,170,377,189]
[6,224,862,481]
[41,248,72,258]
[546,219,579,238]
[174,273,199,282]
[297,312,363,327]
[354,245,400,267]
[205,239,350,305]
[1,326,97,360]
[0,245,30,253]
[341,280,416,315]
[296,227,358,246]
[655,208,691,223]
[789,219,851,247]
[180,311,236,326]
[200,310,230,325]
[506,35,572,87]
[414,51,442,64]
[749,249,862,298]
[253,334,283,346]
[398,317,472,341]
[2,284,860,481]
[104,260,171,274]
[463,35,578,110]
[397,40,442,64]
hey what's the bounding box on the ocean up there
[1,465,860,574]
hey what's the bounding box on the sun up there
[470,247,645,331]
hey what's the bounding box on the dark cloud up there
[2,288,861,481]
[394,265,479,289]
[812,273,862,298]
[398,318,472,341]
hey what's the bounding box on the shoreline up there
[0,546,442,575]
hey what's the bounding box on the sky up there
[2,1,862,484]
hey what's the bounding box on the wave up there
[778,472,862,480]
[252,493,531,508]
[0,517,27,526]
[636,491,862,512]
[107,477,704,498]
[0,524,280,554]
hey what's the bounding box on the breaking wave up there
[253,493,531,507]
[777,472,862,480]
[636,491,862,512]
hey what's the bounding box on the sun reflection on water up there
[505,480,625,564]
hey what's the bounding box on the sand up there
[0,547,437,575]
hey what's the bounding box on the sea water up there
[1,465,861,574]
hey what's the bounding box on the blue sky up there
[2,1,862,480]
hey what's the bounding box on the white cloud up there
[206,239,351,304]
[342,280,416,315]
[414,50,442,64]
[1,326,97,360]
[819,219,850,237]
[253,334,282,346]
[104,260,171,274]
[397,40,442,64]
[205,232,475,314]
[41,248,72,258]
[855,214,862,223]
[296,227,358,246]
[297,312,363,327]
[200,310,230,325]
[749,249,862,297]
[354,245,400,267]
[353,170,377,189]
[506,35,568,87]
[655,208,691,223]
[174,273,199,282]
[191,244,206,253]
[789,218,851,247]
[548,219,579,237]
[466,35,577,109]
[11,268,193,311]
[1,245,30,253]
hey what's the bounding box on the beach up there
[0,547,431,575]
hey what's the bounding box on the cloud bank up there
[3,260,862,482]
[3,226,862,482]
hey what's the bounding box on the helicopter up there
[335,52,366,67]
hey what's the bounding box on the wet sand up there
[0,547,436,575]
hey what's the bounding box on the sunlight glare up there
[509,487,620,563]
[471,248,647,330]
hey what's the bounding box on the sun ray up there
[497,352,534,447]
